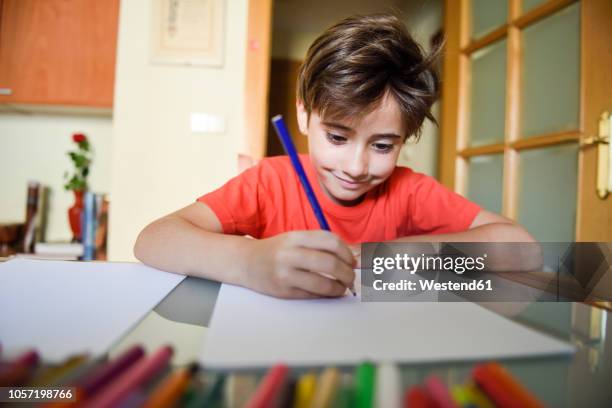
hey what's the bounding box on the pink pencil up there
[85,346,173,408]
[424,376,458,408]
[79,345,145,398]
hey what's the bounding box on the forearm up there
[392,223,541,271]
[394,222,536,243]
[133,216,253,285]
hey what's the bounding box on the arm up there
[395,210,536,243]
[350,210,541,270]
[395,210,542,271]
[134,202,356,298]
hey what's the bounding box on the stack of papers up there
[0,258,185,362]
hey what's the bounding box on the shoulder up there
[249,155,295,182]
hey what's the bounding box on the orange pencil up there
[141,362,199,408]
[473,362,545,408]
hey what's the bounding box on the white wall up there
[271,0,443,177]
[108,0,248,261]
[0,112,112,241]
[398,0,443,178]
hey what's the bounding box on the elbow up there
[133,224,151,262]
[515,223,537,243]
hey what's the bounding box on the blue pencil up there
[271,115,330,230]
[271,115,356,296]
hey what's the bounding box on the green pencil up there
[356,362,376,408]
[185,374,226,408]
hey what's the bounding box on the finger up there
[281,247,355,287]
[277,287,320,300]
[289,269,348,297]
[349,244,362,268]
[288,231,355,267]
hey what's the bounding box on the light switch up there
[191,113,226,133]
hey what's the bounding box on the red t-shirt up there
[197,155,480,244]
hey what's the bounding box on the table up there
[107,275,612,407]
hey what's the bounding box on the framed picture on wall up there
[151,0,225,67]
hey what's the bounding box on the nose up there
[342,146,368,180]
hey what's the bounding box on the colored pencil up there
[311,367,340,408]
[403,386,437,408]
[424,376,458,408]
[451,385,478,408]
[141,363,199,408]
[79,345,145,399]
[294,371,317,408]
[464,383,496,408]
[271,115,357,297]
[30,354,89,387]
[451,383,495,408]
[185,373,226,408]
[86,345,173,408]
[376,362,401,408]
[272,115,330,230]
[226,373,258,408]
[0,349,39,387]
[245,364,289,408]
[473,363,545,408]
[332,373,355,408]
[356,362,376,408]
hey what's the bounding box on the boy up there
[134,14,535,299]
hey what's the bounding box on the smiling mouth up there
[333,174,368,189]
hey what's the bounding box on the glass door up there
[439,0,612,242]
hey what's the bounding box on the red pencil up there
[404,385,437,408]
[424,376,458,408]
[473,362,545,408]
[245,364,289,408]
[85,345,173,408]
[0,349,39,387]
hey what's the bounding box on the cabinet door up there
[0,0,119,108]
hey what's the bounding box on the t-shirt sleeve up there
[407,172,481,235]
[196,164,267,237]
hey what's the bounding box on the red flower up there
[72,133,87,143]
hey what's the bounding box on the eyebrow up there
[322,121,402,140]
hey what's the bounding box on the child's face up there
[298,93,406,206]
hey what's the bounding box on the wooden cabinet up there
[0,0,120,108]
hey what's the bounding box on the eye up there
[372,142,394,153]
[326,133,347,145]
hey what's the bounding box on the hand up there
[349,244,361,268]
[242,231,356,299]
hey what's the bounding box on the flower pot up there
[68,190,85,242]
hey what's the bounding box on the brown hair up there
[297,13,440,140]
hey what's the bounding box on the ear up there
[296,100,308,135]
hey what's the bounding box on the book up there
[81,192,109,261]
[22,181,40,253]
[82,192,96,261]
[34,242,84,257]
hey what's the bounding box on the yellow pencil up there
[30,354,89,387]
[293,372,317,408]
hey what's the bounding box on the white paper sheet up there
[0,258,185,363]
[202,282,574,368]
